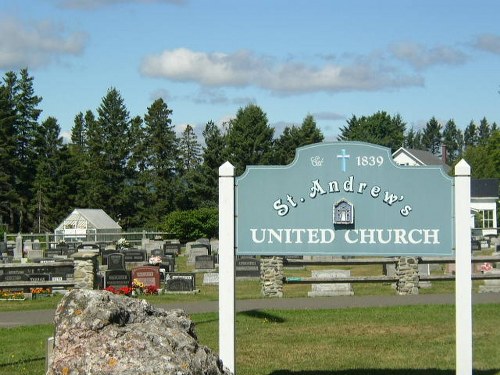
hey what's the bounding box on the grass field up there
[0,304,499,375]
[0,250,498,374]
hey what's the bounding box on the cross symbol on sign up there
[337,149,350,172]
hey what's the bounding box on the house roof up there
[471,179,499,198]
[57,208,122,230]
[392,147,450,173]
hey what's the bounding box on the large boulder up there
[47,289,231,375]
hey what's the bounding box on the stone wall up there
[72,252,99,289]
[396,256,420,295]
[260,256,283,297]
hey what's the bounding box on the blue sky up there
[1,0,499,141]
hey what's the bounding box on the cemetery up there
[0,142,499,375]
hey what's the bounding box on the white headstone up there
[308,269,354,297]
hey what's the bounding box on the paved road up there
[1,293,500,328]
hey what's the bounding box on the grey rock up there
[47,289,231,375]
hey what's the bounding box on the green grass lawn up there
[0,304,499,375]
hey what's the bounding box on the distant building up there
[393,148,498,237]
[54,208,122,243]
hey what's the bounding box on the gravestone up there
[151,248,164,257]
[47,247,62,258]
[195,255,215,271]
[131,266,161,289]
[101,249,117,266]
[0,241,6,256]
[203,272,219,285]
[235,257,260,278]
[188,244,210,265]
[14,234,23,259]
[165,272,196,292]
[158,256,176,274]
[104,270,131,289]
[28,240,43,259]
[107,253,125,271]
[308,269,354,297]
[27,273,51,282]
[77,243,100,253]
[164,244,179,256]
[123,249,147,263]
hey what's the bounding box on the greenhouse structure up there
[54,208,122,243]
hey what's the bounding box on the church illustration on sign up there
[333,199,354,225]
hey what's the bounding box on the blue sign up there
[236,142,454,256]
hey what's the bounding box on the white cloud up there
[390,41,468,70]
[471,34,500,55]
[0,16,87,69]
[140,48,424,95]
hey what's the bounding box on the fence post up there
[219,161,235,374]
[454,159,471,375]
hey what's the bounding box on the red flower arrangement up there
[104,286,133,296]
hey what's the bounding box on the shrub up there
[161,207,218,243]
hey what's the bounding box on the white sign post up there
[454,160,472,374]
[219,162,236,374]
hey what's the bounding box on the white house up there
[393,147,498,237]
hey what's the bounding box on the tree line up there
[1,69,498,235]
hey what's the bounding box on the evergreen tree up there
[226,104,275,176]
[442,119,463,165]
[338,111,406,152]
[477,117,491,145]
[274,114,324,165]
[80,88,131,222]
[30,116,64,232]
[404,127,424,149]
[421,117,442,154]
[178,124,202,173]
[463,121,478,148]
[2,69,43,231]
[0,85,20,232]
[141,98,178,225]
[462,129,500,179]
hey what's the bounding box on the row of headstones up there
[103,263,197,293]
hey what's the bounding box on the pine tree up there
[442,119,463,164]
[421,117,442,154]
[338,111,406,152]
[226,104,275,176]
[178,124,202,173]
[463,121,478,148]
[30,117,64,232]
[141,98,178,224]
[0,85,20,232]
[274,114,324,165]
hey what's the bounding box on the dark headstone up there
[471,240,481,250]
[195,255,215,270]
[236,257,261,278]
[27,273,51,282]
[47,247,62,257]
[123,249,147,263]
[159,257,175,273]
[151,248,164,257]
[104,270,130,289]
[77,243,100,252]
[165,272,196,292]
[101,249,117,266]
[164,244,180,256]
[0,241,7,254]
[131,266,161,288]
[107,253,125,270]
[0,273,29,282]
